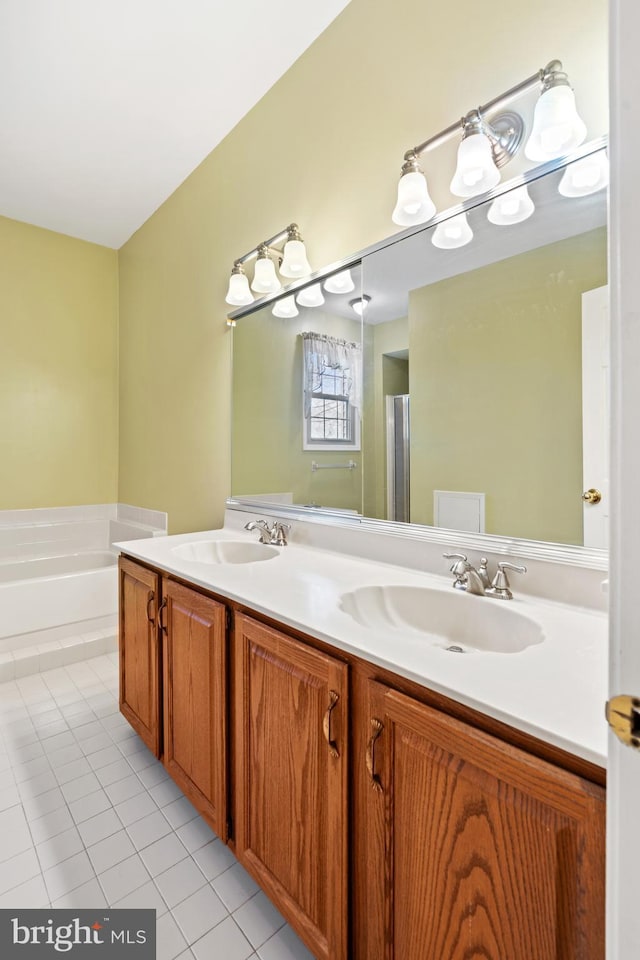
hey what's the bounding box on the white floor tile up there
[150,779,185,808]
[30,805,75,844]
[77,808,123,847]
[155,858,207,909]
[18,769,59,799]
[156,912,188,960]
[88,828,136,873]
[104,773,146,805]
[97,853,150,903]
[191,917,253,960]
[43,850,95,901]
[212,863,260,913]
[54,756,92,785]
[139,833,189,877]
[138,763,170,790]
[47,743,84,768]
[0,847,41,895]
[172,884,227,944]
[192,839,237,881]
[233,891,286,950]
[175,816,216,854]
[78,732,113,755]
[126,811,173,851]
[68,789,112,824]
[162,796,198,830]
[96,757,134,786]
[12,755,51,783]
[0,782,21,812]
[112,879,168,917]
[22,786,67,821]
[114,791,158,827]
[52,877,109,908]
[86,745,122,771]
[256,924,316,960]
[0,805,34,862]
[61,772,103,804]
[36,827,84,871]
[0,874,50,908]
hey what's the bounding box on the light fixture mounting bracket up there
[484,111,525,168]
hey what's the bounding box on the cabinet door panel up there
[163,579,227,840]
[119,557,161,757]
[365,681,605,960]
[234,614,348,960]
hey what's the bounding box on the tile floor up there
[0,654,315,960]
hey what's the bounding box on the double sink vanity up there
[116,506,607,960]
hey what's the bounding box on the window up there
[302,332,361,451]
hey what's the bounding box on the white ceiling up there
[0,0,351,248]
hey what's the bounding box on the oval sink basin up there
[172,540,279,564]
[339,585,543,654]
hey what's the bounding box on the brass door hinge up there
[606,695,640,749]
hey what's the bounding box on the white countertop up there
[116,527,608,769]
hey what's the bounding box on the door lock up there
[582,488,602,504]
[606,695,640,749]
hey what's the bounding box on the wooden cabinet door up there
[362,680,605,960]
[234,614,348,960]
[162,579,227,840]
[119,557,161,757]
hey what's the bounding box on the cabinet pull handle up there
[146,591,155,624]
[366,718,384,792]
[323,690,340,758]
[157,597,167,635]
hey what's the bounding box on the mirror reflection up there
[231,146,608,549]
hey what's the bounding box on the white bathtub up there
[0,551,118,646]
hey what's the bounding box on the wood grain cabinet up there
[118,557,162,757]
[359,679,606,960]
[233,614,349,960]
[161,578,228,840]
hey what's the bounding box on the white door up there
[582,285,609,548]
[607,2,640,956]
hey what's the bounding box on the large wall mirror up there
[230,141,608,562]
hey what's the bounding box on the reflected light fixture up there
[272,295,299,318]
[350,295,371,316]
[392,60,586,222]
[324,270,355,294]
[432,212,473,249]
[525,61,586,161]
[487,184,535,225]
[225,222,312,304]
[296,283,325,308]
[225,263,254,306]
[558,151,609,197]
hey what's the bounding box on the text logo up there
[1,910,156,959]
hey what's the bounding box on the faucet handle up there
[272,521,291,546]
[488,561,527,600]
[443,552,468,572]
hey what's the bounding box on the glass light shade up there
[524,86,587,161]
[350,296,370,317]
[558,152,609,197]
[450,133,501,198]
[225,271,254,306]
[272,295,299,318]
[487,185,535,226]
[296,283,325,308]
[431,212,473,249]
[280,239,312,278]
[251,256,281,294]
[323,270,355,294]
[392,171,436,226]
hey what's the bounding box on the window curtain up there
[301,331,362,417]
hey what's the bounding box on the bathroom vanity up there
[117,521,606,960]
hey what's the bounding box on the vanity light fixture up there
[224,223,312,305]
[350,295,371,316]
[272,295,299,318]
[431,212,473,249]
[487,184,536,225]
[558,151,609,197]
[296,282,325,308]
[392,59,586,225]
[324,269,355,294]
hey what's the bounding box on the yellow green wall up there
[409,228,607,543]
[117,0,608,534]
[0,216,118,509]
[232,307,362,512]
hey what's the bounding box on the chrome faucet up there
[443,553,526,599]
[244,519,291,546]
